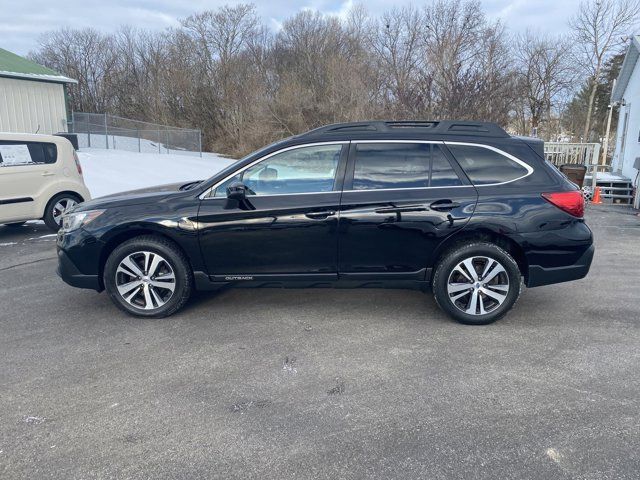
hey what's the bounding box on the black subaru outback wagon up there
[57,121,593,324]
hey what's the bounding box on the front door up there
[338,141,478,278]
[197,143,347,280]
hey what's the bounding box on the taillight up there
[73,151,83,175]
[541,191,584,218]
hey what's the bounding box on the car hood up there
[76,181,202,210]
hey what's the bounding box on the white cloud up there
[2,0,581,55]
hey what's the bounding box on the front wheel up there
[432,242,522,325]
[103,235,193,318]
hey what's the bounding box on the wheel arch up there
[431,229,528,283]
[43,190,86,218]
[98,226,192,290]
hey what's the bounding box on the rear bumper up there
[56,248,102,291]
[526,244,594,287]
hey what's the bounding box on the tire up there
[43,193,82,230]
[5,222,26,227]
[432,242,522,325]
[103,235,193,318]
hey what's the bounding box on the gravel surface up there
[0,205,638,479]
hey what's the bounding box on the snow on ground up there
[586,172,632,182]
[76,132,203,156]
[77,148,236,198]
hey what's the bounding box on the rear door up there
[337,141,478,279]
[0,141,57,222]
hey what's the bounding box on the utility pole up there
[601,80,617,167]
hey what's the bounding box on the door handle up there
[41,172,55,177]
[429,200,461,211]
[305,210,335,220]
[374,204,428,214]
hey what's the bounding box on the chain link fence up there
[70,112,202,156]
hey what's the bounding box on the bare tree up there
[182,4,262,152]
[569,0,640,141]
[514,32,576,137]
[31,1,613,156]
[423,0,513,123]
[272,10,372,132]
[370,6,425,117]
[32,28,118,113]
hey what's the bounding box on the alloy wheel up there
[115,251,176,310]
[52,198,78,226]
[446,256,510,315]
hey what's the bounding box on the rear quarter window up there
[446,144,530,185]
[0,141,58,166]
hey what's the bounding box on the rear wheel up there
[44,193,81,230]
[432,242,521,325]
[103,235,192,318]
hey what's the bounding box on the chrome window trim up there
[199,141,349,199]
[341,185,475,193]
[200,139,535,198]
[351,140,443,144]
[350,140,533,189]
[443,141,534,186]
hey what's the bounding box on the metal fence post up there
[158,129,161,153]
[591,144,600,189]
[137,129,141,153]
[104,113,109,149]
[87,116,91,148]
[198,130,202,157]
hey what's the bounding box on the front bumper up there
[56,248,102,291]
[526,244,594,288]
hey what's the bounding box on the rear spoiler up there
[513,135,544,159]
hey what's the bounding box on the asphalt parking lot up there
[1,205,639,479]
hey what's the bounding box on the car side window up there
[214,144,342,197]
[351,143,461,190]
[0,141,57,167]
[352,143,430,190]
[446,144,529,185]
[431,145,463,187]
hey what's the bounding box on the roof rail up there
[301,120,509,138]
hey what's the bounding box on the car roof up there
[0,132,66,143]
[296,120,510,141]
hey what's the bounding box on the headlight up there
[61,209,105,232]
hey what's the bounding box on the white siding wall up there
[0,77,68,135]
[611,61,640,180]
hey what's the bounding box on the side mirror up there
[225,181,255,211]
[227,181,248,201]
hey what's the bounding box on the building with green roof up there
[0,47,77,134]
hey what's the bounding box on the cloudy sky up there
[2,0,582,56]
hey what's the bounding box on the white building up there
[0,47,76,135]
[611,36,640,183]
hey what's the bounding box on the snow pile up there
[77,148,236,198]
